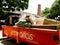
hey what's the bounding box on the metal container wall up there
[2,25,59,45]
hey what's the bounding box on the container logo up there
[19,31,33,40]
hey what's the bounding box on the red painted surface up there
[2,25,59,45]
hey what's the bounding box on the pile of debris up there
[15,12,60,29]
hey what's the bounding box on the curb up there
[0,37,8,40]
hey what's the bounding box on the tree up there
[0,0,29,16]
[42,0,60,20]
[48,0,60,19]
[42,7,50,18]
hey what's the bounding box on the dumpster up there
[2,25,60,45]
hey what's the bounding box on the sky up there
[24,0,55,14]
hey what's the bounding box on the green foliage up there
[42,0,60,19]
[42,7,50,17]
[0,0,29,16]
[49,0,60,19]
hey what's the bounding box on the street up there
[0,39,17,45]
[0,39,29,45]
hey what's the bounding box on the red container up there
[2,25,60,45]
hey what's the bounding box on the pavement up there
[0,30,2,38]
